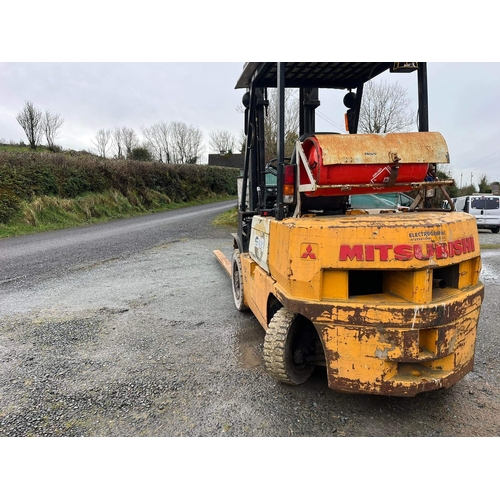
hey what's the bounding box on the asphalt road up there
[0,205,499,437]
[0,200,237,289]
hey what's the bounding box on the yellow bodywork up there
[239,211,484,396]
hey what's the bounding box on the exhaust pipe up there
[433,278,447,289]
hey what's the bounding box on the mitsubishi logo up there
[301,244,317,260]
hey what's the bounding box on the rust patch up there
[273,280,481,396]
[326,358,474,397]
[276,287,484,329]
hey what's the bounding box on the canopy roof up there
[235,62,395,90]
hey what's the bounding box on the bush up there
[0,187,21,223]
[129,147,152,161]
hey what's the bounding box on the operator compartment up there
[297,132,450,197]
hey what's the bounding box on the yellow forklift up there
[216,63,484,396]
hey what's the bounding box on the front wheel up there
[231,250,248,311]
[491,227,499,234]
[263,308,320,385]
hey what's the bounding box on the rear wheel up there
[263,308,320,385]
[231,250,248,311]
[492,227,499,234]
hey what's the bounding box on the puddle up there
[239,344,262,369]
[234,320,264,369]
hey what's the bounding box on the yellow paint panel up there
[324,325,398,386]
[322,270,348,300]
[419,328,438,356]
[458,257,481,288]
[383,270,417,301]
[240,253,276,331]
[412,269,432,304]
[422,352,455,371]
[383,269,432,303]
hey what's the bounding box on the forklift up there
[216,63,484,396]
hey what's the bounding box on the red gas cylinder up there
[299,132,449,197]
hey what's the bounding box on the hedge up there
[0,151,239,224]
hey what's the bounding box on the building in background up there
[208,153,244,176]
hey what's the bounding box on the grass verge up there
[0,189,236,239]
[211,206,238,228]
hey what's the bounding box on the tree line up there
[92,123,246,164]
[11,83,499,192]
[13,92,301,165]
[93,122,207,163]
[14,81,410,162]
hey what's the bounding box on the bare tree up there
[209,130,236,154]
[188,125,204,163]
[92,128,112,158]
[16,101,43,149]
[42,110,64,150]
[142,124,162,161]
[170,121,204,164]
[141,121,204,164]
[111,127,124,159]
[142,121,172,162]
[121,127,140,158]
[238,130,246,154]
[111,126,140,159]
[358,79,415,134]
[263,88,300,163]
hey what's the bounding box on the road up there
[0,204,499,437]
[0,200,237,289]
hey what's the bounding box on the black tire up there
[263,308,317,385]
[231,250,248,311]
[491,227,499,234]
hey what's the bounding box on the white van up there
[449,194,500,233]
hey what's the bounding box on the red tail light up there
[284,165,295,203]
[284,165,295,196]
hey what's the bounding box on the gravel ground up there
[0,225,499,437]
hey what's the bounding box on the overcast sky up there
[0,62,247,160]
[2,61,500,187]
[1,2,498,188]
